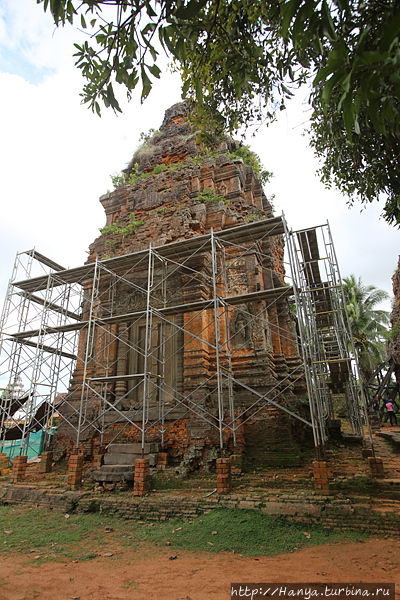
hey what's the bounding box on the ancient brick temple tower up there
[59,102,306,470]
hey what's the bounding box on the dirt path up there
[0,537,399,600]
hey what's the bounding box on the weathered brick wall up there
[1,484,399,534]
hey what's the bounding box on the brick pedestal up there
[0,452,9,475]
[68,454,84,489]
[38,451,53,474]
[362,448,374,460]
[156,452,168,470]
[368,456,384,477]
[133,458,150,496]
[313,460,331,495]
[12,455,28,483]
[217,458,231,494]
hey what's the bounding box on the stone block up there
[108,443,159,454]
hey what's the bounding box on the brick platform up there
[68,454,84,490]
[216,458,232,494]
[313,460,332,495]
[12,455,28,483]
[133,458,150,496]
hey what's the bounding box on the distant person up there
[381,395,389,424]
[386,397,398,426]
[372,395,381,425]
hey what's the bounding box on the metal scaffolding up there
[0,249,82,457]
[284,220,372,453]
[0,216,368,461]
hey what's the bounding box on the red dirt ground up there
[0,537,399,600]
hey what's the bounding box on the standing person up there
[372,395,381,425]
[386,396,398,426]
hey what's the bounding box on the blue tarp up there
[2,430,44,460]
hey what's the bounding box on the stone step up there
[91,465,135,482]
[104,453,158,466]
[97,465,136,473]
[107,443,159,454]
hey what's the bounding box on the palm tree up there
[343,275,390,382]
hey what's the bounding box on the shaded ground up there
[1,537,399,600]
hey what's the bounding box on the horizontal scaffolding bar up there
[89,373,163,382]
[19,291,81,321]
[7,336,77,360]
[26,250,65,271]
[9,285,293,340]
[14,217,285,292]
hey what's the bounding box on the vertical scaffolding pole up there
[141,245,154,458]
[211,230,224,456]
[160,259,167,450]
[221,247,236,449]
[283,215,323,457]
[77,260,99,448]
[326,221,374,450]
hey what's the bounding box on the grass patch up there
[0,506,368,561]
[0,506,114,561]
[128,509,367,556]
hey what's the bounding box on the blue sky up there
[0,0,398,317]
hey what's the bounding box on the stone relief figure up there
[231,308,253,349]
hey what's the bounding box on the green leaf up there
[342,92,354,139]
[281,0,303,38]
[319,71,344,106]
[140,66,152,102]
[181,78,191,97]
[81,13,86,29]
[195,76,203,104]
[51,0,62,24]
[148,64,161,79]
[379,12,400,52]
[174,0,209,20]
[321,0,337,42]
